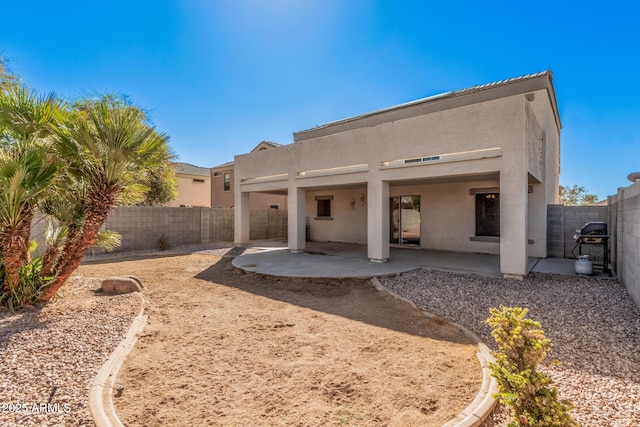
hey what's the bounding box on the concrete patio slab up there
[232,247,418,278]
[531,257,616,279]
[232,241,541,278]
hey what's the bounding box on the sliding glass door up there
[390,196,421,246]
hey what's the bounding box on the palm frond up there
[0,86,61,139]
[95,230,121,252]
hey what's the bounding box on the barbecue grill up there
[572,222,611,276]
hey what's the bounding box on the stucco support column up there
[500,170,529,279]
[288,187,306,253]
[234,191,250,246]
[527,183,547,258]
[367,179,389,262]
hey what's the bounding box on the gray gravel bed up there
[379,269,640,427]
[0,279,139,426]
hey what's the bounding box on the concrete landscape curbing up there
[371,277,498,427]
[89,293,148,427]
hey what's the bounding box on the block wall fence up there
[546,205,608,259]
[608,181,640,309]
[547,180,640,309]
[31,207,287,255]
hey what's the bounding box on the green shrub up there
[486,306,576,427]
[0,247,54,311]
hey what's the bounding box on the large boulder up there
[101,276,143,294]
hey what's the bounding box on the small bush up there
[486,306,576,427]
[1,254,54,311]
[157,235,171,251]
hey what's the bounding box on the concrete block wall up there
[609,181,640,309]
[562,206,609,259]
[546,205,564,258]
[547,205,609,259]
[104,206,202,252]
[31,207,287,255]
[249,209,286,240]
[209,208,234,242]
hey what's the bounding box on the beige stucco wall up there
[304,179,513,255]
[392,181,502,254]
[234,74,560,277]
[210,166,235,208]
[166,174,211,207]
[211,165,287,209]
[306,187,368,244]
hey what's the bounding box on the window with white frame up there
[223,172,231,192]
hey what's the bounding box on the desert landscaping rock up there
[0,278,139,426]
[127,275,144,289]
[102,276,143,294]
[380,269,640,427]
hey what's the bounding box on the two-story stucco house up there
[234,71,561,279]
[166,162,212,208]
[210,141,288,209]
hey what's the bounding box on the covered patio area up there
[232,241,542,278]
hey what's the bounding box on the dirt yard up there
[77,253,482,426]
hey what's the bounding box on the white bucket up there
[575,255,593,275]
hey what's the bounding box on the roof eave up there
[294,71,560,141]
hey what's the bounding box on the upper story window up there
[192,178,205,183]
[223,172,231,192]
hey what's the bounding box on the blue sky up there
[1,0,638,200]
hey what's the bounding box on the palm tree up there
[0,57,19,90]
[39,98,169,301]
[0,87,61,292]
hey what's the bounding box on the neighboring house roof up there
[211,161,234,169]
[295,71,559,140]
[211,141,282,169]
[252,141,282,152]
[173,162,211,177]
[592,199,608,206]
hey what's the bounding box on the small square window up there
[314,195,333,219]
[317,199,331,217]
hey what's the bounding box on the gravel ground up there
[0,278,139,426]
[380,270,640,427]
